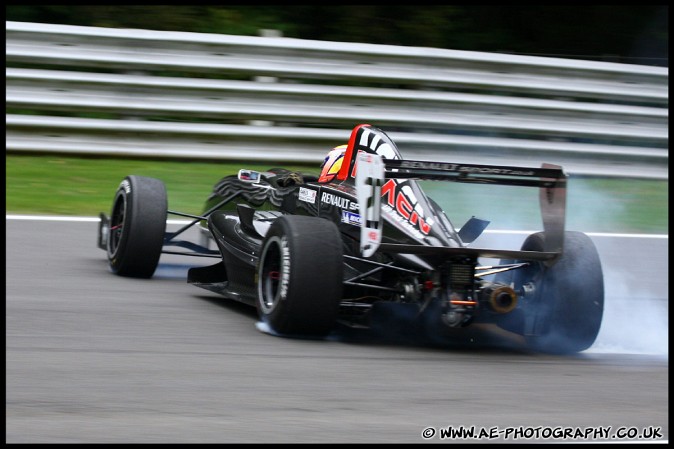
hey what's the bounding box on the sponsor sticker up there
[321,191,358,210]
[298,187,317,204]
[341,210,362,226]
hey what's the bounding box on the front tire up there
[257,215,343,336]
[107,175,167,278]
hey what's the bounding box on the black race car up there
[97,124,604,354]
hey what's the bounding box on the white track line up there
[5,214,668,239]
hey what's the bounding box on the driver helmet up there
[318,144,347,183]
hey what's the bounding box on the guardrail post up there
[248,29,283,128]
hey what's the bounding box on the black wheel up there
[107,175,167,278]
[498,231,604,354]
[257,215,343,336]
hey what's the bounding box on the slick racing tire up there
[257,215,343,337]
[497,231,604,354]
[107,175,167,278]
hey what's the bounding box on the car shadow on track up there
[95,260,581,357]
[332,307,532,355]
[191,292,533,356]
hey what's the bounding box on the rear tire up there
[257,215,343,336]
[498,231,604,354]
[107,175,167,278]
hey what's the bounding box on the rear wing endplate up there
[356,153,567,259]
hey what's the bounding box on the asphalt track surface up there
[6,218,669,443]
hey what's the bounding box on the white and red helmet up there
[318,144,347,183]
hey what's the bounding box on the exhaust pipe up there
[483,285,518,314]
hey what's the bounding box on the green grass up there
[421,178,669,234]
[6,154,317,217]
[6,154,669,234]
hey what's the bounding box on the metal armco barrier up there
[5,21,669,179]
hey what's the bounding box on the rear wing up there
[356,153,567,260]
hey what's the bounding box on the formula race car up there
[97,124,604,354]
